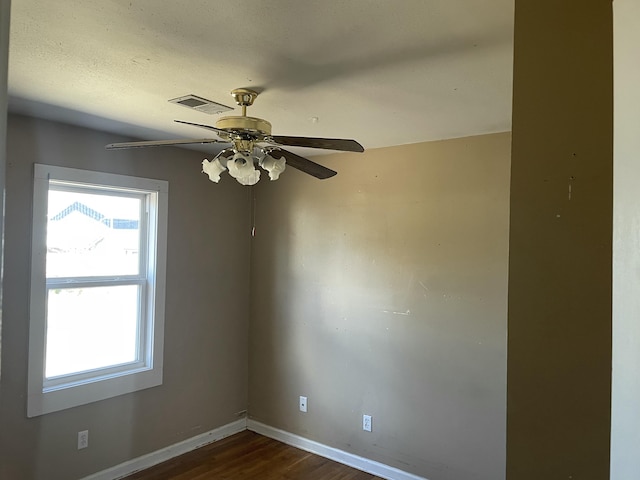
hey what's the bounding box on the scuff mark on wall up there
[568,176,575,200]
[382,309,411,316]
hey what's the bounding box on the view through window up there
[45,188,143,380]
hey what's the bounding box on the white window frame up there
[27,164,168,417]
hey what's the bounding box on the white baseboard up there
[247,419,427,480]
[81,417,427,480]
[82,418,247,480]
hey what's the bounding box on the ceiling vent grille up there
[168,94,233,115]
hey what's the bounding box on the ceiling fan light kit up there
[106,88,364,185]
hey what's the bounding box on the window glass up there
[46,189,141,278]
[45,285,140,378]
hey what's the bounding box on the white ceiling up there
[8,0,514,153]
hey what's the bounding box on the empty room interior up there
[0,1,638,480]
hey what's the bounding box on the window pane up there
[46,189,141,277]
[45,285,140,378]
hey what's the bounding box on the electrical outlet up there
[299,396,308,413]
[363,414,372,432]
[77,430,89,449]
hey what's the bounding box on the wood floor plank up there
[123,430,384,480]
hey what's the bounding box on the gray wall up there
[0,0,10,384]
[611,0,640,477]
[0,115,251,480]
[507,1,612,478]
[249,133,511,480]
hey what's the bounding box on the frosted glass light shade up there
[202,158,226,183]
[261,155,286,180]
[227,152,261,186]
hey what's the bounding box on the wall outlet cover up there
[363,414,372,432]
[78,430,89,449]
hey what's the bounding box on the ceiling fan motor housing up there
[216,115,272,153]
[215,116,272,136]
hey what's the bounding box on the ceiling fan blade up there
[105,138,224,150]
[269,149,337,179]
[269,135,364,152]
[174,120,231,136]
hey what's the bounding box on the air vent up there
[168,94,233,115]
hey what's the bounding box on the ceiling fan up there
[105,88,364,185]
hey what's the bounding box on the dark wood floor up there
[124,430,384,480]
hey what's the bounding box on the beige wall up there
[0,115,251,479]
[507,1,613,478]
[249,133,511,480]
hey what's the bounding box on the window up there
[28,164,168,417]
